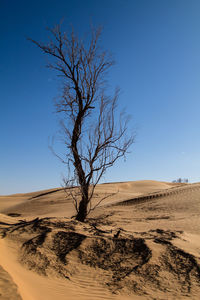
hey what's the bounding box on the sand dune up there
[0,180,200,299]
[0,180,178,218]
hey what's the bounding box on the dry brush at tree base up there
[1,216,200,299]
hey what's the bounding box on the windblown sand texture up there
[0,180,200,300]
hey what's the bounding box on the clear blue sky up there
[1,0,200,194]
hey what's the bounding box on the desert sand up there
[0,180,200,300]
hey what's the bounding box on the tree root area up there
[1,217,200,298]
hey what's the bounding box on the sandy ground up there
[0,180,200,300]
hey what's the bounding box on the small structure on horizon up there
[172,178,189,183]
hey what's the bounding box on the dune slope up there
[0,180,200,300]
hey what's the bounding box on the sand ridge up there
[0,180,181,218]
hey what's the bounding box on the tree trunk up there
[75,196,88,222]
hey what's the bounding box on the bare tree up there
[30,25,134,222]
